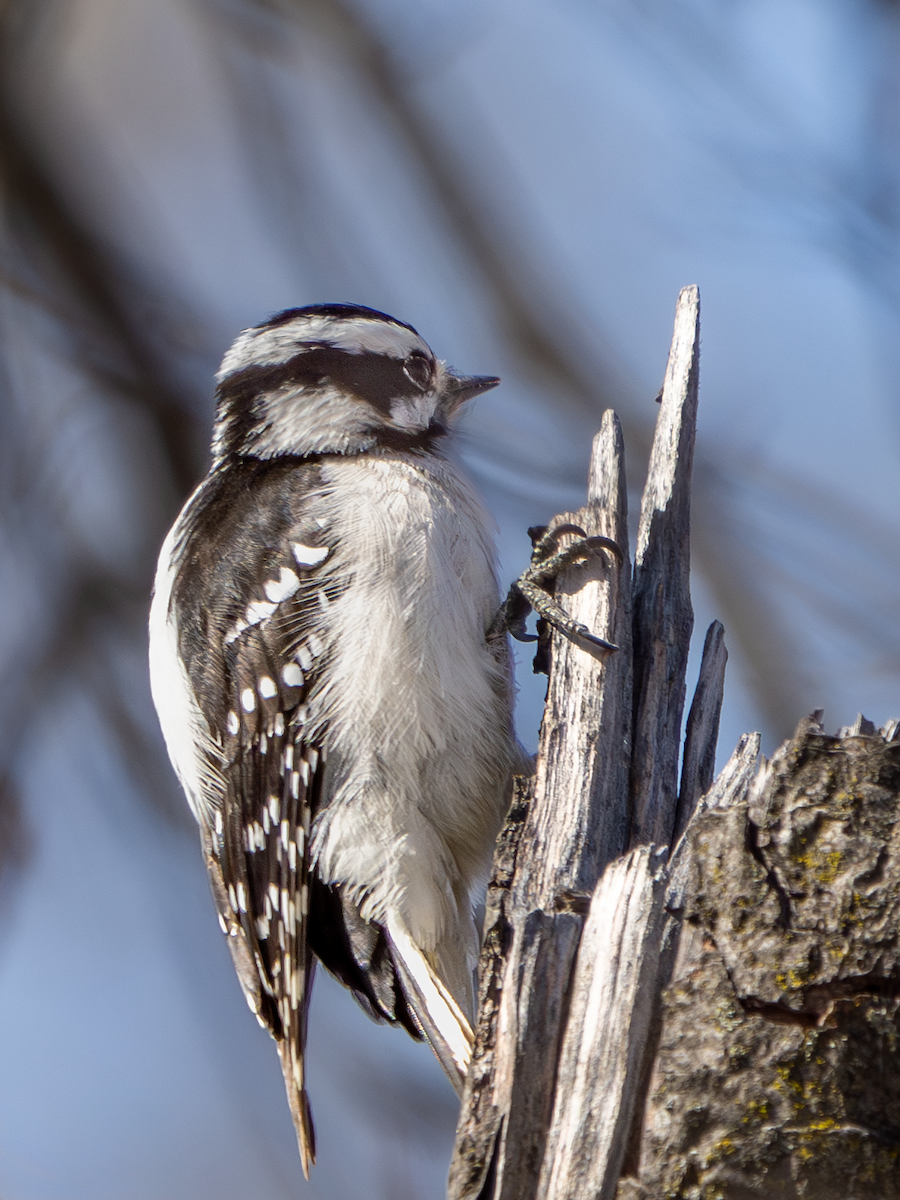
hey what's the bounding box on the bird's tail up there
[278,1037,316,1179]
[386,919,475,1094]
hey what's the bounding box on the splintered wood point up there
[630,284,700,850]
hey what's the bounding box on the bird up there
[148,303,522,1175]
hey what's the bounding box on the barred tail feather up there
[386,920,474,1094]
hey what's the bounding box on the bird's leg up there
[488,584,534,644]
[495,523,623,670]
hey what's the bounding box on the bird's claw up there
[496,522,623,673]
[577,627,620,653]
[496,587,538,643]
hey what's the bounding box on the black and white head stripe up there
[216,304,433,381]
[211,303,499,462]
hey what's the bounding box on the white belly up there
[308,452,516,954]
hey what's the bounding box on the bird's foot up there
[494,523,623,673]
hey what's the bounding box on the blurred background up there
[1,0,900,1195]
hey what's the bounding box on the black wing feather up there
[177,459,420,1177]
[211,621,318,1175]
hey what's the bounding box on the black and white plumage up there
[148,304,521,1175]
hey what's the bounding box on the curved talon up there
[529,522,589,561]
[511,629,539,644]
[530,524,624,573]
[581,535,624,566]
[506,601,539,643]
[549,609,619,654]
[578,629,620,653]
[492,587,539,643]
[500,521,623,671]
[544,521,589,542]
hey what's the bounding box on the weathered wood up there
[623,717,900,1199]
[630,285,700,848]
[539,847,665,1200]
[449,289,711,1200]
[521,409,634,905]
[675,619,727,841]
[447,781,530,1200]
[448,411,632,1200]
[520,294,706,1200]
[663,730,762,930]
[838,712,877,738]
[496,411,632,1200]
[691,728,761,817]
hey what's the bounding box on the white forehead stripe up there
[216,315,431,379]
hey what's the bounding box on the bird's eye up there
[403,352,432,391]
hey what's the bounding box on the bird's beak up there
[444,372,501,409]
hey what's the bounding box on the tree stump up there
[448,287,900,1199]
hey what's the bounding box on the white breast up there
[308,452,516,952]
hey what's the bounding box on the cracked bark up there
[625,714,900,1199]
[448,287,900,1199]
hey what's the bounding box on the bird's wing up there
[170,459,428,1173]
[166,461,329,1176]
[210,580,323,1176]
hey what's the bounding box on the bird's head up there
[211,304,499,462]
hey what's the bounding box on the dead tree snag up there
[449,287,900,1200]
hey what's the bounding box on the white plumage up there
[307,450,515,1012]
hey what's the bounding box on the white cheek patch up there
[390,394,437,430]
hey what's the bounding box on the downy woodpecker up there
[149,304,521,1174]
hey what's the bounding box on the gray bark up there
[630,287,699,849]
[448,286,900,1199]
[448,405,634,1200]
[625,714,900,1199]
